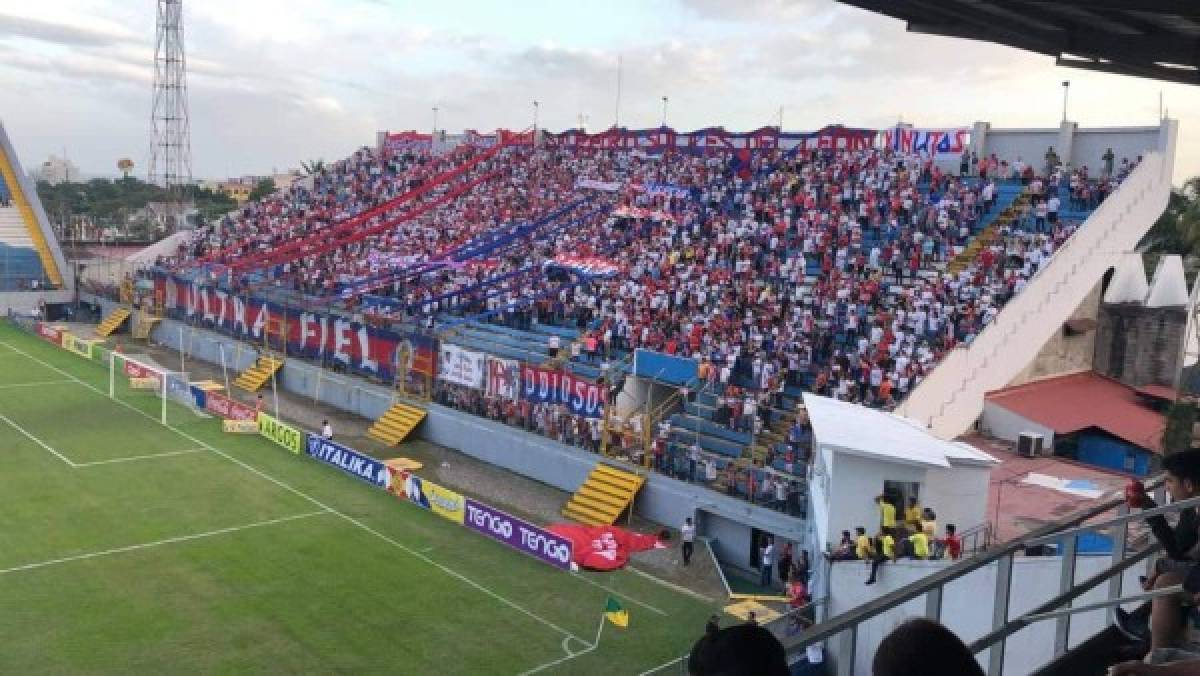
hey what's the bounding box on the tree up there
[1141,177,1200,258]
[248,178,276,202]
[301,159,326,175]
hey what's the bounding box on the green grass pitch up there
[0,322,715,674]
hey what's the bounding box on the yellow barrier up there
[256,412,303,453]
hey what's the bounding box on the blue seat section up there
[670,412,753,446]
[0,243,46,291]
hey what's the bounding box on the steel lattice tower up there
[149,0,192,231]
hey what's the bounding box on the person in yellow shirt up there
[867,531,896,585]
[876,495,897,535]
[920,508,938,540]
[854,527,874,560]
[904,497,923,532]
[909,531,930,560]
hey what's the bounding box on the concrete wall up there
[1010,281,1101,387]
[0,290,74,314]
[899,119,1178,439]
[826,555,1145,676]
[820,450,926,550]
[980,401,1058,449]
[976,122,1161,175]
[1093,303,1187,387]
[85,296,806,572]
[923,462,992,534]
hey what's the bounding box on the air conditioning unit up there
[1017,432,1045,458]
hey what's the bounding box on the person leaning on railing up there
[1115,449,1200,654]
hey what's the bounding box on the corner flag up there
[604,596,629,628]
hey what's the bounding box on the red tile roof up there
[985,371,1165,454]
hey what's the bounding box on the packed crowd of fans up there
[166,137,1135,510]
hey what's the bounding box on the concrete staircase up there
[233,355,285,393]
[898,146,1177,438]
[562,463,644,525]
[366,402,427,445]
[94,307,132,337]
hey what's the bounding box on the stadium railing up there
[777,474,1186,675]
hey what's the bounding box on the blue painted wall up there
[1076,432,1151,477]
[634,348,698,386]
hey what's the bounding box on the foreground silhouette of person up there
[688,623,789,676]
[873,618,985,676]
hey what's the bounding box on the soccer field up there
[0,321,716,674]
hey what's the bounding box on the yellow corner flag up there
[604,596,629,628]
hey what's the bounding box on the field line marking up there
[73,448,206,468]
[570,571,668,616]
[636,654,688,676]
[0,510,329,575]
[626,565,716,602]
[519,614,605,675]
[0,339,584,645]
[0,409,76,467]
[0,379,76,389]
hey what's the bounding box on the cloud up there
[0,10,136,47]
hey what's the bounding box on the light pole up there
[661,96,669,128]
[432,106,439,134]
[532,100,540,132]
[1061,81,1070,122]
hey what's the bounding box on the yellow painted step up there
[562,462,645,526]
[367,403,426,445]
[94,308,132,338]
[233,356,285,393]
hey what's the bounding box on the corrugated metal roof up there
[986,371,1166,453]
[804,393,998,468]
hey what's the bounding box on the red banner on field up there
[123,359,162,385]
[546,523,663,571]
[204,391,257,421]
[35,322,62,346]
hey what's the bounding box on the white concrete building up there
[803,393,998,560]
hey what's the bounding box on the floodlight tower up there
[149,0,193,232]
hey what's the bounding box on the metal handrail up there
[780,475,1165,656]
[1023,494,1200,546]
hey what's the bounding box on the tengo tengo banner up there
[464,498,574,570]
[520,365,604,419]
[155,274,436,383]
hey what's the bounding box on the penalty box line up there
[0,510,330,576]
[0,405,206,469]
[0,339,589,648]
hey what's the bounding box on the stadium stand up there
[164,134,1133,512]
[0,120,66,292]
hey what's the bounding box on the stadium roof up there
[839,1,1200,86]
[985,371,1166,453]
[803,393,998,469]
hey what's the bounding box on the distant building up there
[217,181,254,203]
[34,154,82,185]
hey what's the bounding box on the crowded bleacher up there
[165,129,1135,511]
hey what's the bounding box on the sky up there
[0,0,1197,183]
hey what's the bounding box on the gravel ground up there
[132,336,728,600]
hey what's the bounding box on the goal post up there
[107,350,199,427]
